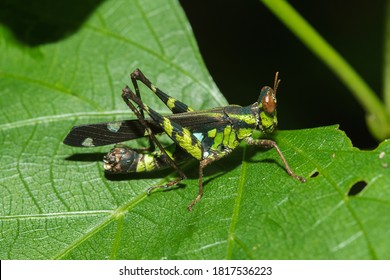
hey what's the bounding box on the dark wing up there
[63,107,231,147]
[63,120,160,147]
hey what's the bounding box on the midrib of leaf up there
[53,192,147,259]
[52,167,183,259]
[53,213,115,259]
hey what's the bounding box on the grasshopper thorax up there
[256,72,280,134]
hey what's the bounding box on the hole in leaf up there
[310,171,319,178]
[348,180,367,196]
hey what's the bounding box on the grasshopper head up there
[257,72,280,134]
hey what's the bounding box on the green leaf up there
[1,0,390,260]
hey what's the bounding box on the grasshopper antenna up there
[273,71,281,96]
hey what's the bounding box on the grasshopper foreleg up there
[245,137,306,183]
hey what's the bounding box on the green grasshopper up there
[64,69,306,210]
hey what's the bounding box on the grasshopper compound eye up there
[262,92,277,115]
[261,71,279,115]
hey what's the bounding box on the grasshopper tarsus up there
[188,194,203,212]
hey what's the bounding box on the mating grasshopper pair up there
[64,69,305,211]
